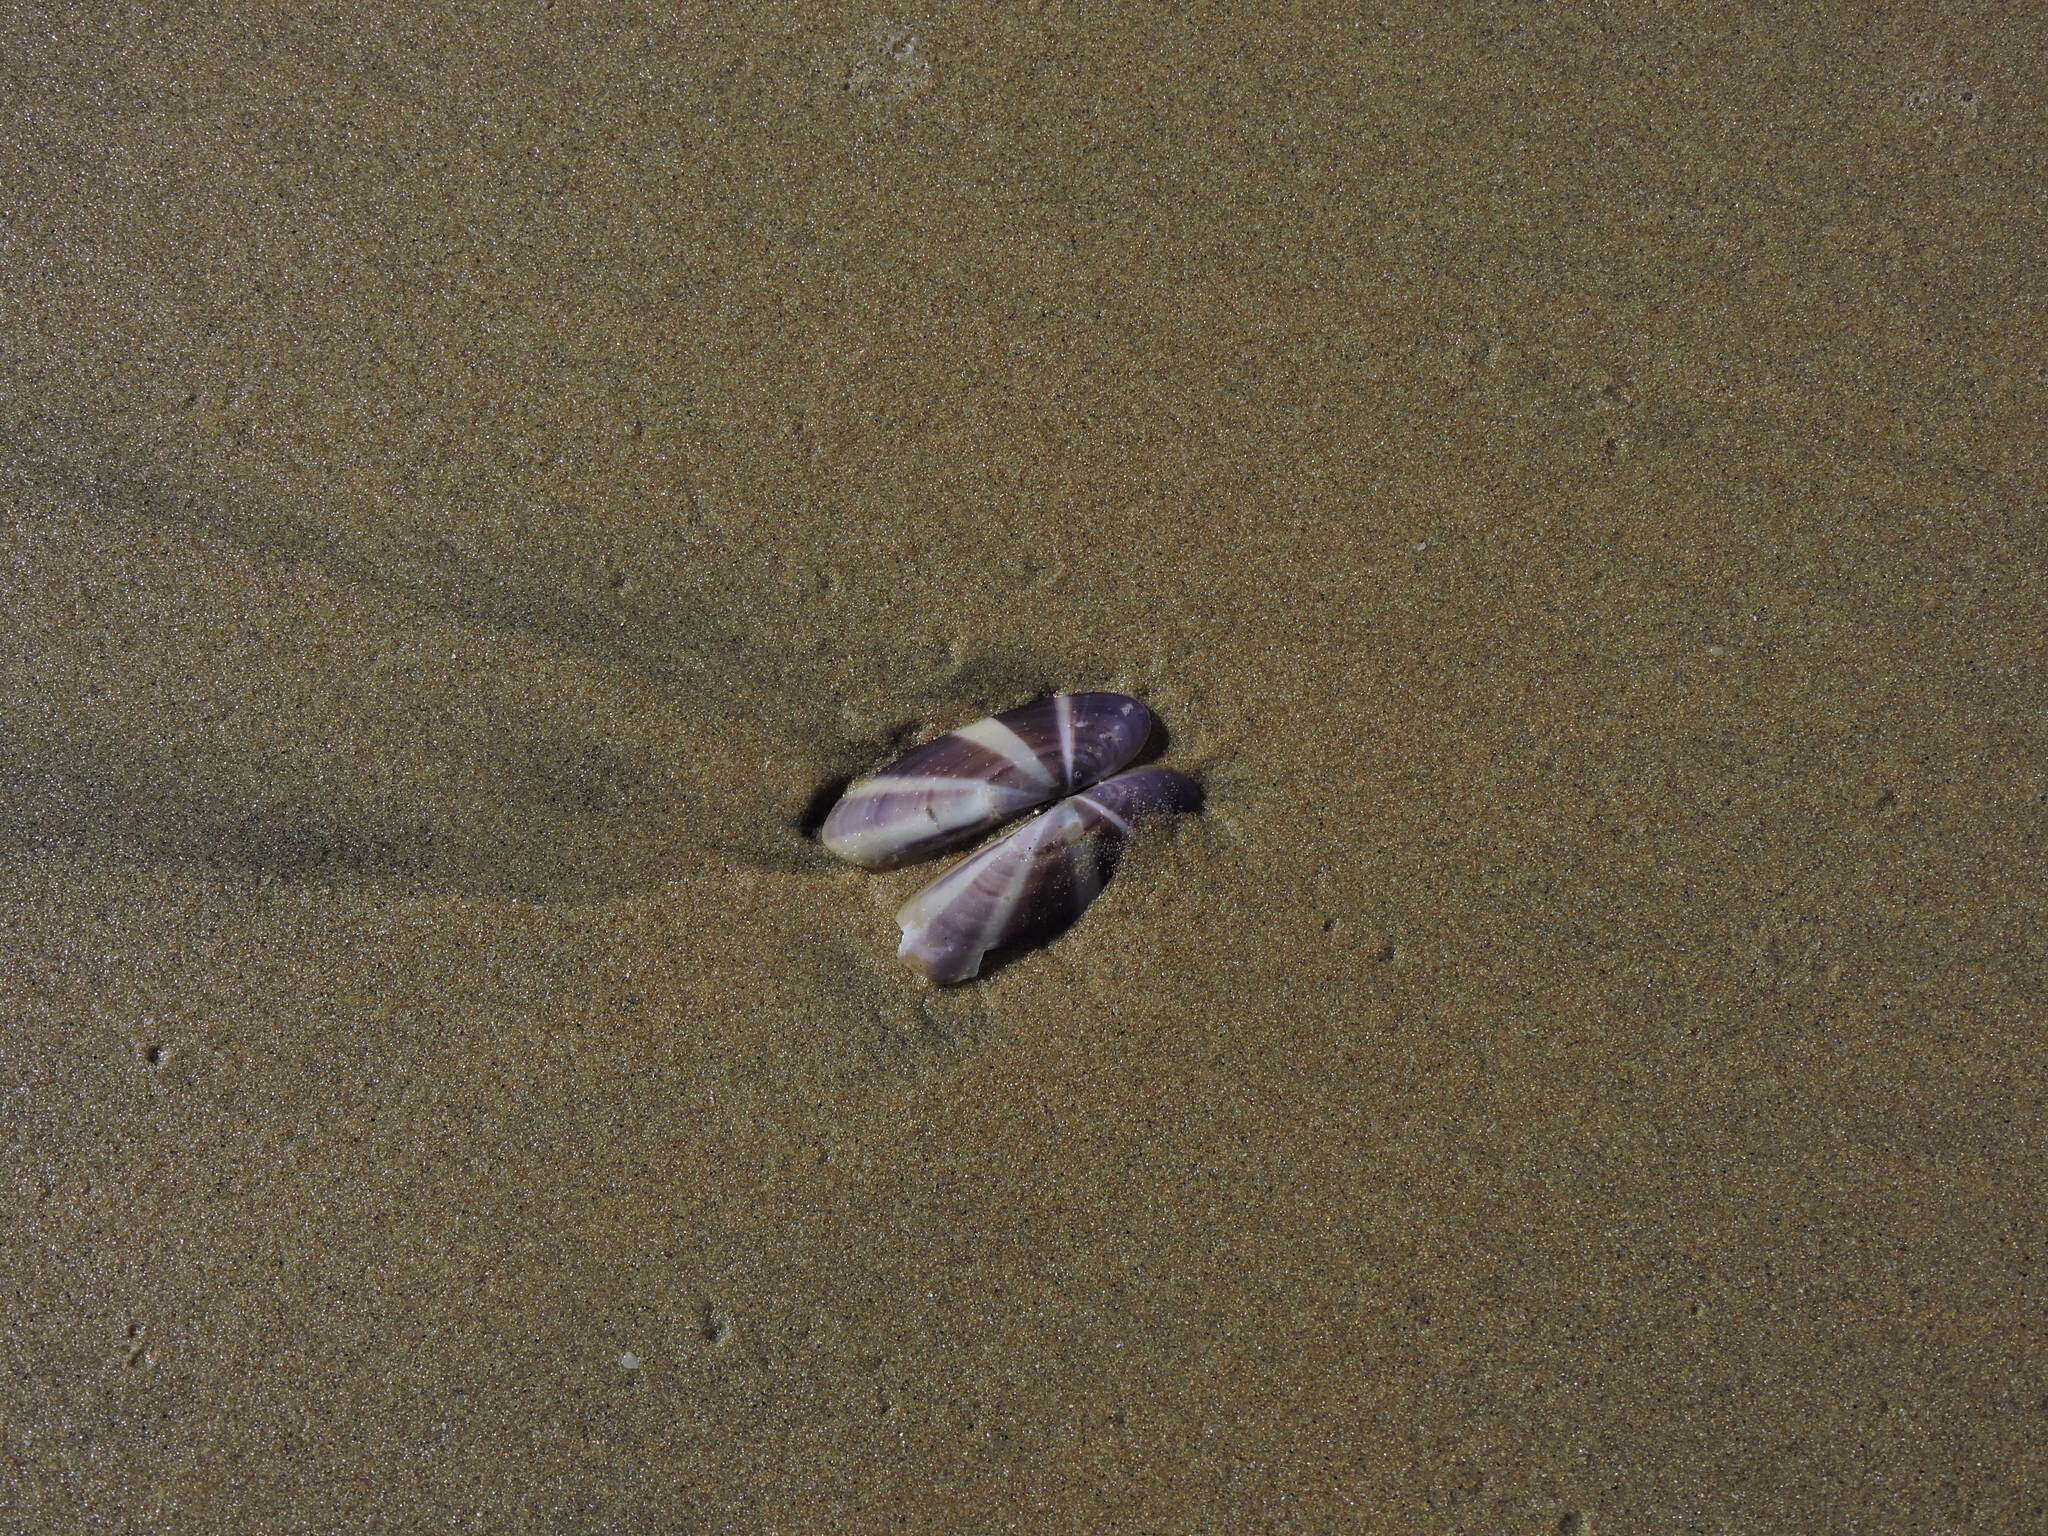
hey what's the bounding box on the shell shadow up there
[0,763,437,885]
[5,454,833,902]
[0,729,695,902]
[796,775,854,841]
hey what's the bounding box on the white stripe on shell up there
[1066,833,1103,909]
[1072,793,1132,834]
[894,833,1004,980]
[895,825,1008,932]
[839,774,1007,801]
[952,716,1057,787]
[826,778,1028,865]
[973,807,1068,960]
[1055,693,1076,789]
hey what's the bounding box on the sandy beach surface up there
[3,4,2041,1532]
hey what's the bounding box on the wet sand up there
[3,4,2042,1532]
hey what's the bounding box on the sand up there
[2,3,2041,1532]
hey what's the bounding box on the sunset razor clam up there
[894,766,1202,984]
[820,693,1157,870]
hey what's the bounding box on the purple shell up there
[894,766,1202,984]
[820,693,1157,870]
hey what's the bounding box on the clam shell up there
[894,766,1202,983]
[820,693,1157,870]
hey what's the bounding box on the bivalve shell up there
[820,693,1157,870]
[893,766,1202,984]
